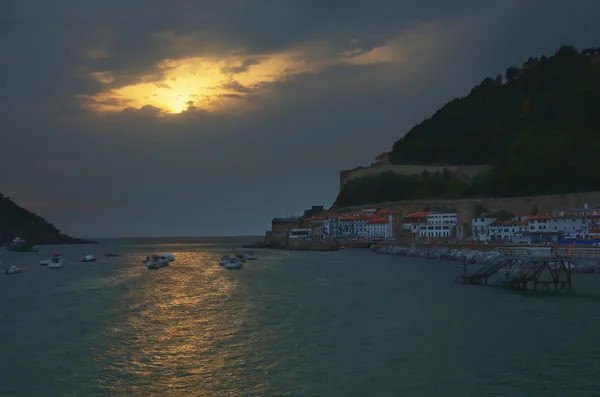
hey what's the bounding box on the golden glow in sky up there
[82,44,402,115]
[83,51,313,114]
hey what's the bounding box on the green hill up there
[335,45,600,207]
[0,194,94,245]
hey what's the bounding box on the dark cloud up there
[1,0,600,237]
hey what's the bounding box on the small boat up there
[162,253,176,262]
[4,237,37,252]
[245,251,258,260]
[4,265,24,274]
[144,254,170,269]
[40,260,50,266]
[235,254,247,263]
[48,254,63,268]
[219,255,232,266]
[223,257,243,270]
[81,255,97,262]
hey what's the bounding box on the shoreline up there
[372,244,600,274]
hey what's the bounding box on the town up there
[267,203,600,247]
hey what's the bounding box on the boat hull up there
[224,261,243,269]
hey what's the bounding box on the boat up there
[144,254,170,269]
[40,260,49,266]
[234,254,247,263]
[219,255,232,266]
[81,255,97,262]
[245,251,258,260]
[223,257,243,270]
[48,254,63,268]
[3,265,24,275]
[4,237,37,252]
[162,253,176,262]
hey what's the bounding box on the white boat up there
[48,254,63,268]
[245,251,258,260]
[3,265,23,274]
[162,253,176,262]
[81,255,97,262]
[223,258,243,270]
[40,260,50,266]
[144,254,170,269]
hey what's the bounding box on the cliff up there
[336,45,600,207]
[0,194,95,245]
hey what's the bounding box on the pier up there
[455,247,600,292]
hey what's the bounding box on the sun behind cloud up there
[82,51,315,114]
[80,41,405,115]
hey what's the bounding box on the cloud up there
[2,0,600,237]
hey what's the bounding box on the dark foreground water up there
[1,237,600,396]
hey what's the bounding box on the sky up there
[1,0,600,238]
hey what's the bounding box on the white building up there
[489,220,521,242]
[418,212,458,238]
[471,216,498,241]
[365,216,392,239]
[288,229,312,240]
[547,216,588,236]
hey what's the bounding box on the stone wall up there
[265,231,288,248]
[339,163,490,191]
[337,191,600,239]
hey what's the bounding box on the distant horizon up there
[81,235,264,240]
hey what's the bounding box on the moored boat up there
[48,254,63,268]
[40,259,50,266]
[144,254,170,269]
[5,237,37,252]
[3,265,24,275]
[81,255,97,262]
[162,253,175,262]
[245,251,258,260]
[223,257,243,270]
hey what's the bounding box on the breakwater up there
[372,245,600,274]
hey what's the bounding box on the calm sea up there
[1,237,600,396]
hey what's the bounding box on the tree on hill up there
[337,45,600,207]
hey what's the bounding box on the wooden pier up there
[455,246,600,292]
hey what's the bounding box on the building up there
[524,215,562,243]
[303,205,325,219]
[374,152,390,164]
[552,202,599,217]
[401,212,430,239]
[288,229,312,240]
[336,214,371,239]
[365,217,392,239]
[471,216,498,241]
[271,216,302,233]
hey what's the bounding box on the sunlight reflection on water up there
[97,250,269,396]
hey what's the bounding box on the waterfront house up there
[401,212,430,238]
[365,216,393,239]
[288,229,312,240]
[471,215,498,241]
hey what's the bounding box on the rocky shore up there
[372,245,600,274]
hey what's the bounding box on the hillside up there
[0,194,94,245]
[335,45,600,207]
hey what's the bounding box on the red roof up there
[404,211,431,218]
[367,218,389,225]
[527,215,552,221]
